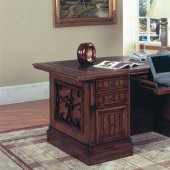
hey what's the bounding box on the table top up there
[33,56,150,81]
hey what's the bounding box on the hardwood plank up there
[0,100,50,132]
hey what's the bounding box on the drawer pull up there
[110,83,114,86]
[110,123,114,127]
[110,97,115,101]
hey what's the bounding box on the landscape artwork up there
[60,0,109,19]
[54,0,116,27]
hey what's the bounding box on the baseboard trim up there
[0,82,49,105]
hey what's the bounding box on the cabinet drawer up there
[96,91,128,107]
[96,76,129,91]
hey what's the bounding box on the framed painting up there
[53,0,117,27]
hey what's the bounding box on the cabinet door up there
[96,105,129,144]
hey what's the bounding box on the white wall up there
[0,0,123,87]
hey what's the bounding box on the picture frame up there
[53,0,117,27]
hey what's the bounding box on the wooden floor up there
[0,100,50,133]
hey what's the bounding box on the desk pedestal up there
[33,57,170,165]
[47,73,133,165]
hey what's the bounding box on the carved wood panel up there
[96,105,128,144]
[55,81,82,131]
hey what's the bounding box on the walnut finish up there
[33,56,170,165]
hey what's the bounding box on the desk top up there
[33,56,150,81]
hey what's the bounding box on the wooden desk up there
[33,56,170,165]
